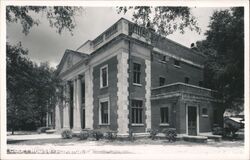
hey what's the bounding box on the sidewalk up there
[7,133,61,141]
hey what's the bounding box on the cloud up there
[6,7,218,66]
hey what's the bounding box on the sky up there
[6,7,225,68]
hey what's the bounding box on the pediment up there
[56,49,89,76]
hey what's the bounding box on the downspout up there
[128,24,133,140]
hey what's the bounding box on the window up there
[162,55,166,62]
[160,107,169,124]
[174,59,180,67]
[159,77,166,86]
[199,81,203,87]
[202,108,208,117]
[99,98,109,125]
[100,65,108,88]
[131,100,143,124]
[185,77,189,84]
[133,63,141,84]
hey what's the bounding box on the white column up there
[117,52,129,134]
[85,67,93,129]
[55,102,61,130]
[73,76,82,131]
[55,87,62,130]
[63,83,70,129]
[145,59,151,131]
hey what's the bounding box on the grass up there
[7,136,244,148]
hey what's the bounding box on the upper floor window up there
[160,107,169,124]
[162,55,167,62]
[133,63,141,84]
[100,65,108,88]
[159,77,166,86]
[199,81,203,87]
[131,100,143,124]
[99,98,110,125]
[174,59,180,67]
[185,77,189,84]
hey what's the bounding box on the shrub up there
[61,129,72,139]
[212,126,224,136]
[147,128,158,140]
[79,130,89,140]
[105,130,118,140]
[128,129,134,141]
[92,130,103,141]
[162,128,177,142]
[37,127,51,134]
[224,126,239,138]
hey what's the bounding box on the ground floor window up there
[99,98,109,125]
[131,100,143,124]
[160,107,169,124]
[202,108,208,117]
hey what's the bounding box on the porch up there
[151,82,222,136]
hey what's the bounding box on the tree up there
[6,6,80,133]
[6,6,83,35]
[117,7,200,37]
[7,42,61,133]
[7,42,35,133]
[196,7,244,112]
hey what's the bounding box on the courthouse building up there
[54,18,223,136]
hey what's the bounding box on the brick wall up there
[151,52,204,88]
[92,56,118,130]
[151,98,177,132]
[129,55,146,133]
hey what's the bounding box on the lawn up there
[7,136,244,154]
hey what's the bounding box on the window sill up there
[133,83,142,87]
[100,86,108,89]
[131,123,144,127]
[173,65,181,68]
[202,115,208,118]
[99,124,110,126]
[159,123,170,127]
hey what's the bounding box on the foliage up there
[224,117,242,138]
[196,7,244,111]
[61,129,73,139]
[128,129,134,141]
[6,6,81,134]
[117,6,200,37]
[104,130,118,140]
[212,126,225,136]
[6,42,61,134]
[147,128,158,140]
[92,129,104,141]
[162,128,177,142]
[6,6,83,35]
[37,127,51,134]
[79,130,90,140]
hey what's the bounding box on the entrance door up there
[188,106,197,135]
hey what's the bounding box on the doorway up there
[187,106,198,135]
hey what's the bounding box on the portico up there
[56,74,88,132]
